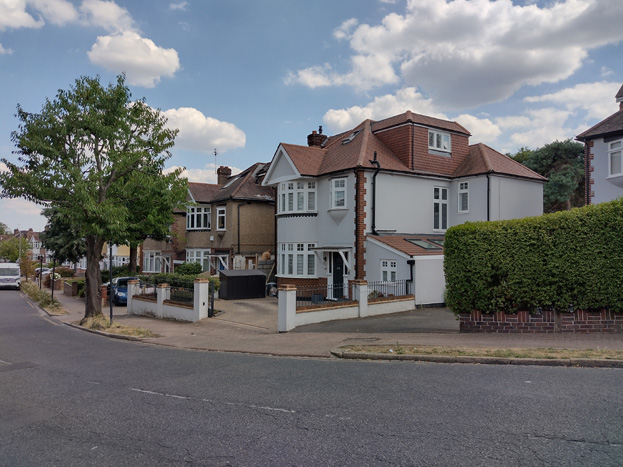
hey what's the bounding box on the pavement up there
[40,288,623,363]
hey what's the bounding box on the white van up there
[0,263,21,290]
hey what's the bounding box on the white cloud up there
[0,0,44,31]
[79,0,135,33]
[30,0,79,25]
[455,114,501,145]
[169,1,188,11]
[323,87,444,132]
[88,31,180,88]
[165,164,243,184]
[524,81,621,120]
[163,107,246,153]
[500,108,574,149]
[0,43,13,54]
[288,0,623,108]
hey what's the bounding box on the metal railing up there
[135,281,157,300]
[367,280,412,301]
[296,282,356,309]
[168,286,194,304]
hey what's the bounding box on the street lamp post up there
[109,242,113,324]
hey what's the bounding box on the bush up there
[20,281,62,310]
[444,198,623,314]
[101,265,134,284]
[174,262,203,275]
[56,267,75,278]
[139,273,220,291]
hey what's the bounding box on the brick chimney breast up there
[307,126,328,147]
[217,166,232,185]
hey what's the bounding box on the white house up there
[576,84,623,205]
[263,111,545,305]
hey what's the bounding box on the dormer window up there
[429,130,451,153]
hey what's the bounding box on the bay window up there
[278,181,317,214]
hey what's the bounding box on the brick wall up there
[354,169,367,279]
[277,277,328,288]
[460,309,623,333]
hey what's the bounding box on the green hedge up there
[444,198,623,314]
[138,273,220,291]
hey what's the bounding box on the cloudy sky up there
[1,0,622,232]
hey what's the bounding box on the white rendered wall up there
[591,138,623,204]
[489,175,543,221]
[413,256,445,305]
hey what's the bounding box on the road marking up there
[130,388,296,414]
[0,359,12,365]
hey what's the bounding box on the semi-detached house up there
[262,111,545,305]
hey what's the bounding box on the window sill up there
[328,207,348,212]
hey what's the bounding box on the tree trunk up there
[129,244,138,273]
[82,234,105,323]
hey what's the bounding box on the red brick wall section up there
[277,277,328,288]
[354,169,367,279]
[459,309,623,333]
[375,125,413,169]
[412,127,470,175]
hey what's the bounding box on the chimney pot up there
[307,127,328,147]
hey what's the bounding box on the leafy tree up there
[0,75,187,322]
[509,140,585,213]
[0,222,10,235]
[0,237,21,262]
[40,207,87,265]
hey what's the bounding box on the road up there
[1,290,622,466]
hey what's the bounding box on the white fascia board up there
[366,236,411,259]
[262,144,302,186]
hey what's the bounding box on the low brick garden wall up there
[459,309,623,333]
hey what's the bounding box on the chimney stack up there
[217,166,232,185]
[307,125,328,148]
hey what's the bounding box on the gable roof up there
[273,111,542,181]
[576,109,623,141]
[187,163,274,206]
[453,143,546,181]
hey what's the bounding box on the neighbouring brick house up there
[7,228,47,262]
[141,163,276,275]
[576,83,623,205]
[262,111,545,305]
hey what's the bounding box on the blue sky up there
[1,0,622,232]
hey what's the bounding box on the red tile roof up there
[576,109,623,141]
[371,234,445,256]
[453,143,546,181]
[278,111,542,181]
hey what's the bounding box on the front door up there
[332,252,344,299]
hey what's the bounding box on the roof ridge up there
[356,120,372,166]
[471,142,546,180]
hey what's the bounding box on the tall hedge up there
[444,198,623,314]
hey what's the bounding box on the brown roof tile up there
[576,109,623,141]
[453,143,546,181]
[371,234,445,257]
[370,110,470,136]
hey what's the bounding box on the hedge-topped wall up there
[444,198,623,315]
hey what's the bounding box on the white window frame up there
[143,251,163,273]
[330,178,347,209]
[434,187,448,231]
[186,249,212,272]
[216,207,226,231]
[428,129,451,153]
[458,182,469,213]
[187,206,211,230]
[278,242,316,278]
[278,181,317,214]
[380,260,397,282]
[608,139,622,177]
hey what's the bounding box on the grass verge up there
[78,316,160,338]
[339,344,623,361]
[20,281,67,315]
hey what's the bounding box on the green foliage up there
[139,273,220,291]
[56,267,75,278]
[0,222,10,235]
[40,207,86,264]
[101,265,134,284]
[174,262,203,275]
[0,237,31,263]
[444,199,623,314]
[509,140,585,212]
[0,74,187,319]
